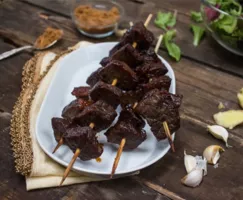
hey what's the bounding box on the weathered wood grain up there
[21,0,243,77]
[1,1,243,200]
[0,39,32,113]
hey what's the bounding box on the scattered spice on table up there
[34,27,63,49]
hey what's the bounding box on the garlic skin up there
[184,151,197,173]
[181,169,203,188]
[214,110,243,129]
[218,102,225,110]
[203,145,224,165]
[207,125,231,148]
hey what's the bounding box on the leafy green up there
[207,0,222,5]
[191,25,206,46]
[220,0,242,16]
[154,11,176,31]
[163,30,181,61]
[191,11,203,22]
[212,14,237,34]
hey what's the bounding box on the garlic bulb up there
[207,125,231,148]
[203,145,224,165]
[184,151,197,173]
[181,169,203,188]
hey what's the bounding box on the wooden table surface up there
[1,0,243,199]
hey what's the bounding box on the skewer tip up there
[52,138,64,154]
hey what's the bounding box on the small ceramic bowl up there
[71,0,124,38]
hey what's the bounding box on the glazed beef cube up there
[76,100,117,132]
[139,76,171,93]
[135,89,182,140]
[120,89,144,108]
[51,117,71,141]
[71,86,90,99]
[86,67,104,87]
[109,22,154,55]
[105,108,146,150]
[100,57,110,67]
[118,107,145,130]
[62,99,91,121]
[99,60,138,90]
[89,81,122,108]
[111,44,143,68]
[63,126,103,161]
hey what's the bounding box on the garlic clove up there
[218,102,225,110]
[181,169,203,188]
[237,88,243,109]
[213,110,243,129]
[195,156,207,176]
[184,150,197,173]
[207,125,232,148]
[203,145,224,165]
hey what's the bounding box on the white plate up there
[36,42,176,177]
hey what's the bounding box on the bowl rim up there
[201,0,243,20]
[71,0,125,29]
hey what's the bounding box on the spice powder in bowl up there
[34,27,63,49]
[73,3,122,38]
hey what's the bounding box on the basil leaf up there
[191,11,203,22]
[154,11,177,31]
[163,30,181,61]
[191,25,206,46]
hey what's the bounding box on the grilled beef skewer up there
[105,106,146,178]
[135,89,182,142]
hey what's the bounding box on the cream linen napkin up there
[26,41,110,190]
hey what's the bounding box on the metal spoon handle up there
[0,45,33,61]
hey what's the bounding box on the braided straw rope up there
[10,49,73,175]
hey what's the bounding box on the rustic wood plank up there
[0,39,32,113]
[138,117,243,200]
[21,0,243,77]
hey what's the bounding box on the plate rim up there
[36,42,176,176]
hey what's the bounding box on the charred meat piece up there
[100,57,110,67]
[135,89,182,140]
[86,67,104,87]
[76,100,117,132]
[135,48,168,82]
[51,117,71,141]
[110,44,143,68]
[139,76,171,93]
[109,22,154,55]
[105,108,146,150]
[62,99,92,121]
[63,126,103,161]
[100,44,143,68]
[99,60,138,90]
[89,81,122,108]
[71,86,90,99]
[120,89,144,108]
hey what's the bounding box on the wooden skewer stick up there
[60,122,94,186]
[52,138,64,154]
[153,34,175,152]
[60,80,118,184]
[110,138,126,178]
[53,79,118,155]
[163,121,175,152]
[133,14,153,48]
[110,14,153,178]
